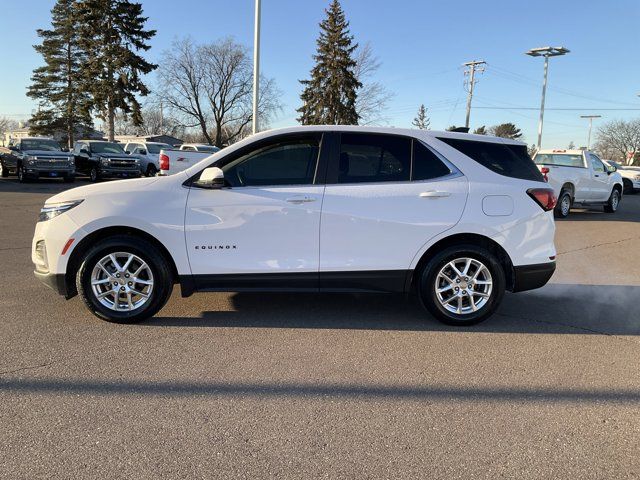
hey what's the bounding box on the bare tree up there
[595,119,640,165]
[158,37,281,147]
[0,117,18,145]
[412,104,430,130]
[353,42,393,125]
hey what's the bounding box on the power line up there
[474,107,640,111]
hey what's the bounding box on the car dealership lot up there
[1,179,639,479]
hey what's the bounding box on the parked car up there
[32,126,557,326]
[72,140,141,182]
[158,147,219,175]
[123,141,173,177]
[602,160,640,194]
[179,143,221,153]
[532,149,623,218]
[0,137,75,183]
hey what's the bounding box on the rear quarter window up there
[438,137,544,182]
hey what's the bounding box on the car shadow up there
[150,284,640,336]
[559,193,640,222]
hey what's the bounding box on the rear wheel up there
[0,161,8,178]
[604,188,621,213]
[76,235,174,323]
[418,245,506,326]
[554,190,572,218]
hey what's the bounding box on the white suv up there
[32,126,557,326]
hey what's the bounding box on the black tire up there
[17,164,28,183]
[145,164,157,177]
[418,245,506,326]
[554,190,572,219]
[76,235,174,323]
[89,166,100,182]
[622,179,632,195]
[63,175,75,183]
[604,188,621,213]
[0,161,8,178]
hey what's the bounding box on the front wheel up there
[0,161,8,178]
[418,245,506,326]
[145,164,158,177]
[76,235,174,323]
[604,188,621,213]
[89,167,100,182]
[17,165,28,183]
[622,179,632,195]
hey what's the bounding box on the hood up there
[44,176,161,205]
[23,150,72,157]
[93,152,133,159]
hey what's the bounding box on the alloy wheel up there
[434,257,493,315]
[90,252,154,311]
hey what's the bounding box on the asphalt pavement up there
[1,178,639,479]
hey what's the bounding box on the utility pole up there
[463,60,485,129]
[580,115,601,150]
[252,0,261,135]
[526,46,570,149]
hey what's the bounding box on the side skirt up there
[179,270,412,297]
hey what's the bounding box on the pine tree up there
[473,125,487,135]
[412,104,430,130]
[297,0,362,125]
[489,122,522,139]
[77,0,157,141]
[27,0,93,148]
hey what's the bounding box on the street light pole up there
[252,0,261,135]
[580,115,601,150]
[526,46,570,150]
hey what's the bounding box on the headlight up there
[635,175,640,181]
[38,200,83,222]
[101,158,109,166]
[26,155,37,165]
[68,157,75,165]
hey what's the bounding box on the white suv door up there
[185,133,325,289]
[588,154,610,201]
[319,133,468,291]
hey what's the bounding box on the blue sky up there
[1,0,639,147]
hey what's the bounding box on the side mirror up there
[607,164,617,174]
[138,149,147,156]
[80,148,90,155]
[8,146,18,151]
[194,167,225,189]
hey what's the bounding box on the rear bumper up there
[512,261,556,293]
[34,270,69,297]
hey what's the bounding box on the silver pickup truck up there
[0,137,75,183]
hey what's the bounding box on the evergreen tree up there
[412,104,430,130]
[489,122,522,139]
[567,141,576,149]
[473,125,487,135]
[27,0,93,148]
[297,0,361,125]
[77,0,157,141]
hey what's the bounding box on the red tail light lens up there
[527,188,557,211]
[540,167,549,182]
[159,153,170,171]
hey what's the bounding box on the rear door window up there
[438,137,544,181]
[412,141,452,181]
[337,133,411,184]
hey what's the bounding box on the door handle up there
[285,196,316,204]
[420,191,451,198]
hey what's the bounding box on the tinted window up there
[90,142,126,154]
[338,133,410,184]
[534,153,584,168]
[412,141,451,180]
[222,137,320,187]
[439,137,543,181]
[21,139,61,151]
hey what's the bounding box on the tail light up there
[159,153,170,171]
[540,167,549,182]
[527,188,557,212]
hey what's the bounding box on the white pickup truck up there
[532,149,623,218]
[158,144,221,175]
[602,160,640,194]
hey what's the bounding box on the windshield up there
[534,153,584,168]
[146,143,172,154]
[90,142,126,154]
[21,139,61,151]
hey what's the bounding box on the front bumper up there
[24,168,74,178]
[512,261,556,293]
[99,168,141,178]
[34,270,69,297]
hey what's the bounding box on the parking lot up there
[0,178,638,479]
